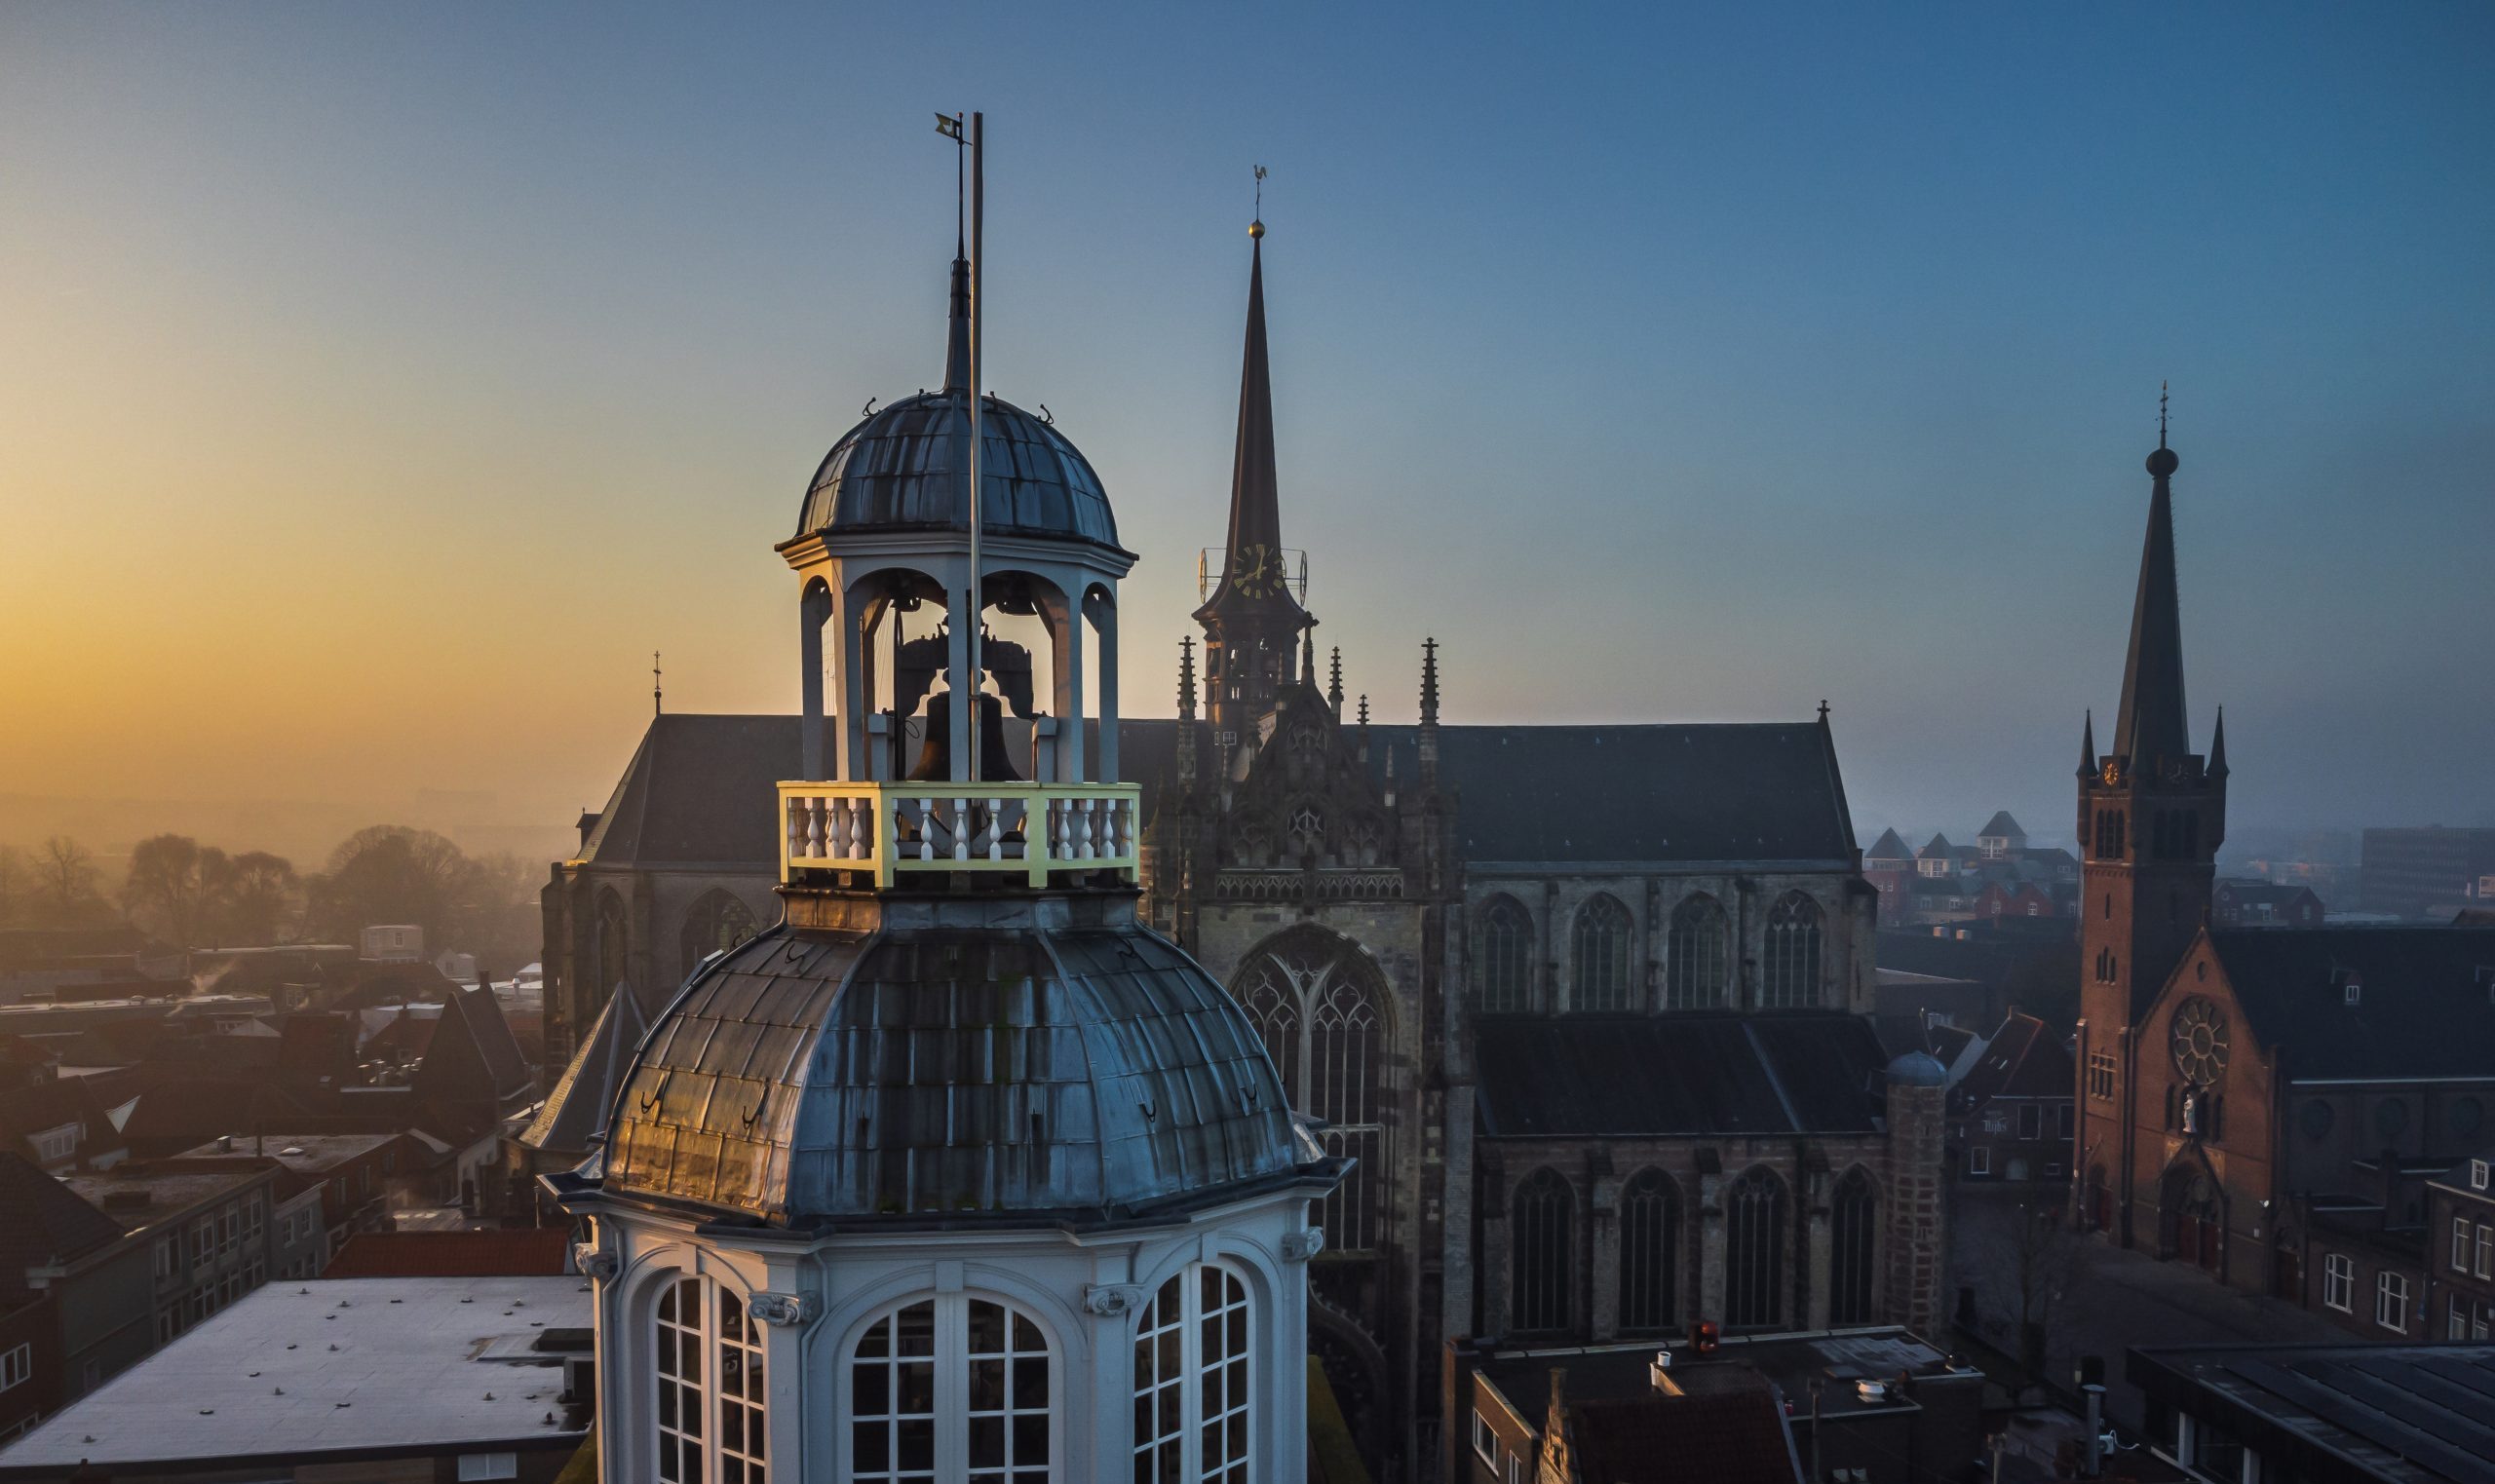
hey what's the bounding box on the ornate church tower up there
[2074,407,2228,1246]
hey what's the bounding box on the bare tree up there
[36,835,99,923]
[0,845,23,927]
[2009,1197,2082,1394]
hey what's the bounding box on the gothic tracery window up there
[1665,894,1728,1009]
[1133,1263,1252,1483]
[1760,893,1823,1008]
[1235,932,1388,1252]
[1724,1166,1786,1329]
[1512,1167,1572,1333]
[1571,894,1634,1011]
[655,1275,766,1484]
[849,1295,1051,1482]
[595,890,630,998]
[680,890,760,978]
[1828,1167,1879,1326]
[1477,894,1535,1014]
[1618,1169,1679,1333]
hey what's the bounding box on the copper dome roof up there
[796,390,1122,552]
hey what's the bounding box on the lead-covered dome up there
[599,910,1314,1226]
[794,253,1123,553]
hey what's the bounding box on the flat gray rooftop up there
[0,1275,591,1474]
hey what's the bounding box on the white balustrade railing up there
[779,781,1140,889]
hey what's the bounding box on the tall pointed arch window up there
[680,891,760,978]
[1236,932,1388,1252]
[1665,894,1728,1009]
[848,1294,1052,1482]
[1618,1169,1680,1334]
[1828,1168,1879,1325]
[1133,1263,1252,1483]
[1476,894,1535,1014]
[1512,1167,1573,1333]
[1570,894,1634,1011]
[1724,1167,1786,1329]
[654,1275,765,1483]
[1760,893,1823,1008]
[595,890,630,1000]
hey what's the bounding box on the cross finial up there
[1818,699,1830,723]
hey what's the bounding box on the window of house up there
[655,1275,766,1483]
[1133,1263,1251,1483]
[2376,1271,2409,1333]
[1665,894,1728,1009]
[851,1294,1048,1482]
[1476,895,1535,1014]
[154,1237,173,1280]
[245,1198,263,1244]
[1969,1147,1991,1177]
[32,1125,76,1163]
[2453,1297,2471,1342]
[1760,893,1823,1009]
[2322,1253,2354,1312]
[2017,1105,2042,1140]
[2476,1224,2493,1280]
[1570,894,1634,1012]
[2088,1052,2117,1101]
[0,1344,29,1391]
[1472,1411,1496,1464]
[456,1455,519,1481]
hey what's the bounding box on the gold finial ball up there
[1248,218,1265,240]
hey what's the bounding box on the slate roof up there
[0,1152,126,1298]
[519,978,651,1157]
[1920,833,1953,856]
[0,1077,127,1166]
[1475,1013,1888,1138]
[2208,928,2495,1083]
[1864,827,1913,861]
[2129,1342,2495,1484]
[1977,811,2025,840]
[1952,1012,2071,1109]
[574,714,1856,869]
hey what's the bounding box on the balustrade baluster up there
[986,798,1004,861]
[916,797,935,863]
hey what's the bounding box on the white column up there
[1089,591,1119,783]
[833,585,867,784]
[799,583,830,780]
[1053,597,1086,783]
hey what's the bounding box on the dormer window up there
[2473,1160,2490,1192]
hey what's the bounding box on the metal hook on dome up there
[1138,1098,1158,1122]
[862,396,877,419]
[1038,403,1055,426]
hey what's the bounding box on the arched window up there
[849,1294,1051,1482]
[1512,1168,1572,1333]
[1236,932,1389,1253]
[1828,1168,1879,1326]
[654,1275,765,1483]
[1760,894,1823,1008]
[1724,1167,1786,1329]
[1571,894,1634,1011]
[595,890,630,999]
[1477,895,1535,1014]
[1665,894,1728,1009]
[1133,1263,1252,1483]
[680,891,760,978]
[1618,1169,1680,1334]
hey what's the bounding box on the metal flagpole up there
[966,109,983,786]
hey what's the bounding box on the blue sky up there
[2,1,2488,850]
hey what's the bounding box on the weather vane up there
[2159,380,2169,446]
[653,650,663,717]
[1251,165,1267,238]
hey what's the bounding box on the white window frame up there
[1968,1146,1991,1177]
[2455,1216,2474,1273]
[846,1292,1056,1483]
[652,1274,765,1484]
[2322,1253,2354,1313]
[2017,1104,2043,1140]
[2453,1297,2470,1342]
[1473,1410,1497,1464]
[2472,1159,2490,1191]
[1133,1262,1252,1483]
[2375,1271,2408,1333]
[0,1343,29,1391]
[456,1454,519,1481]
[2477,1223,2494,1281]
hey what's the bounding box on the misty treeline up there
[0,825,537,953]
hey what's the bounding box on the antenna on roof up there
[653,651,663,717]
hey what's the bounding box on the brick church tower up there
[2074,408,2229,1245]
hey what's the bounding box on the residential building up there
[2359,827,2495,921]
[2427,1151,2495,1341]
[1949,1011,2075,1184]
[65,1160,282,1351]
[2130,1340,2495,1483]
[2210,877,2325,929]
[0,1155,154,1412]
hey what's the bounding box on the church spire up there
[2208,705,2228,778]
[941,249,972,393]
[2112,400,2190,769]
[1194,209,1296,623]
[2077,709,2097,780]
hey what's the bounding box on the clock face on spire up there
[1230,543,1284,600]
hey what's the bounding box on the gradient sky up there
[3,2,2490,859]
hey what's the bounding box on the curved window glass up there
[1571,894,1634,1011]
[654,1275,765,1483]
[1724,1167,1786,1329]
[1477,895,1535,1013]
[1617,1169,1679,1334]
[1665,895,1727,1009]
[850,1295,1050,1482]
[1828,1168,1879,1326]
[1133,1263,1251,1483]
[1761,894,1823,1008]
[1513,1168,1573,1333]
